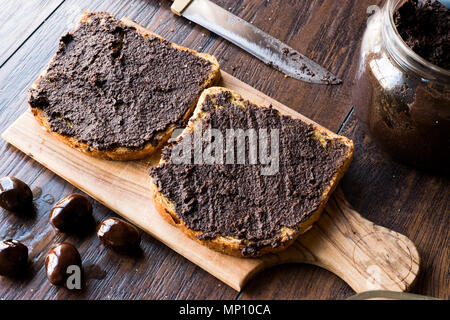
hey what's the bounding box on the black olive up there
[0,239,28,277]
[45,243,82,287]
[49,194,93,233]
[0,177,33,212]
[97,217,140,253]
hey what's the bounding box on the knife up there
[171,0,342,85]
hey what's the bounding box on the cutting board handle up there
[274,188,420,293]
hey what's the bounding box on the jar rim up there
[383,0,450,82]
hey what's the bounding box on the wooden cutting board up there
[2,70,420,293]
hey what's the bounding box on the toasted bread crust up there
[29,11,221,161]
[150,87,354,257]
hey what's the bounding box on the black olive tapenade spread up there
[28,11,215,151]
[394,0,449,70]
[150,91,352,256]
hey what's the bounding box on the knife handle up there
[171,0,193,16]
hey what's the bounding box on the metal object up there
[171,0,342,84]
[347,290,441,300]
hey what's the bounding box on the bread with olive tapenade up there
[150,87,354,257]
[28,11,221,160]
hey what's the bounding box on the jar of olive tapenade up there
[353,0,450,174]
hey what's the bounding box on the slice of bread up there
[150,87,354,257]
[28,11,221,161]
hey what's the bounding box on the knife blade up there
[171,0,342,85]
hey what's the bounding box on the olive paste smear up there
[150,91,351,256]
[28,11,214,150]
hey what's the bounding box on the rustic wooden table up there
[0,0,448,300]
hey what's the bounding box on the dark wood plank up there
[0,0,64,67]
[0,0,238,300]
[240,114,449,300]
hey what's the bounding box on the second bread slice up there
[150,87,354,257]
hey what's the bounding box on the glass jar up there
[352,0,450,174]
